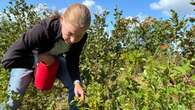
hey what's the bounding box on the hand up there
[38,53,55,66]
[74,83,85,103]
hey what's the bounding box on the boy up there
[1,3,91,110]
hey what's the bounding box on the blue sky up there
[0,0,194,22]
[1,0,194,17]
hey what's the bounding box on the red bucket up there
[34,57,59,91]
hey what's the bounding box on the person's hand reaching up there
[74,83,85,103]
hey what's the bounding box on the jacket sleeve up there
[66,33,88,82]
[22,20,49,51]
[1,20,49,69]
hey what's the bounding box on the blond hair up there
[63,3,91,29]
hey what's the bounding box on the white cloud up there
[82,0,95,8]
[59,8,67,14]
[34,3,48,13]
[137,12,147,21]
[150,0,194,16]
[95,5,105,14]
[125,12,148,30]
[34,3,51,18]
[82,0,106,15]
[126,12,147,22]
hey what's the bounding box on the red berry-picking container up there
[34,58,59,91]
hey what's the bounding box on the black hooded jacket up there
[1,17,87,81]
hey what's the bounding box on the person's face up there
[60,17,86,45]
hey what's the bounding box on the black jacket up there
[1,17,87,81]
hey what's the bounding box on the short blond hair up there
[63,3,91,29]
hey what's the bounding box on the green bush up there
[0,0,194,109]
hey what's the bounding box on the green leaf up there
[192,74,195,81]
[191,88,195,93]
[190,1,195,5]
